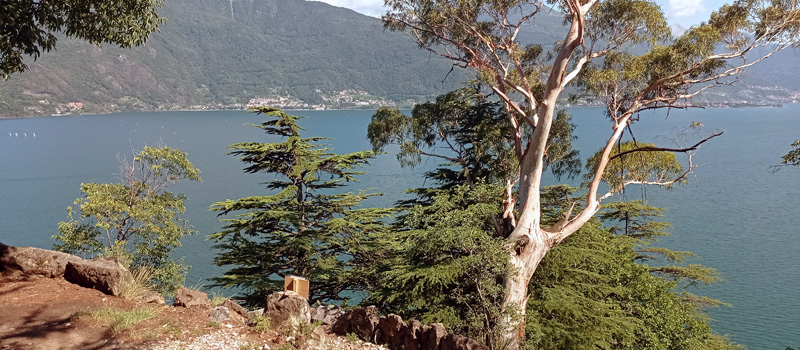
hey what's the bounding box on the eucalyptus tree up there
[382,0,800,345]
[54,145,201,294]
[210,107,393,305]
[0,0,164,78]
[369,89,732,348]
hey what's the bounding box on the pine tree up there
[210,107,393,304]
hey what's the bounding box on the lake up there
[1,107,798,349]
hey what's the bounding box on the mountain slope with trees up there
[2,0,797,118]
[0,0,472,118]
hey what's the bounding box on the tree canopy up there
[381,0,800,346]
[1,0,165,78]
[210,107,393,305]
[53,145,201,295]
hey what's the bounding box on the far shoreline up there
[0,102,790,121]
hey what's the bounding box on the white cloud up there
[668,0,705,18]
[311,0,387,17]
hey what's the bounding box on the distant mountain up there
[1,0,798,118]
[0,0,473,118]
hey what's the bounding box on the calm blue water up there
[1,107,798,348]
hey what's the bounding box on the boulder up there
[439,333,488,350]
[174,286,211,308]
[306,325,331,349]
[352,306,380,342]
[247,308,265,322]
[222,299,249,319]
[376,314,406,349]
[0,242,84,277]
[403,319,423,350]
[63,257,131,296]
[421,323,447,350]
[265,291,311,329]
[310,304,344,325]
[138,290,166,305]
[209,306,231,322]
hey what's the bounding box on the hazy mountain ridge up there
[1,0,799,118]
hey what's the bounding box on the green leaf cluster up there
[584,140,684,192]
[210,107,393,304]
[53,145,201,295]
[1,0,165,78]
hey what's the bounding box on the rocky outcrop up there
[0,242,84,277]
[209,306,231,322]
[63,257,131,296]
[265,291,311,329]
[174,286,211,308]
[439,333,488,350]
[421,323,448,350]
[311,304,344,325]
[376,314,406,349]
[331,311,487,350]
[222,299,249,319]
[332,305,380,342]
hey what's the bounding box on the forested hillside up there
[0,0,474,118]
[1,0,798,118]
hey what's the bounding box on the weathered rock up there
[0,242,84,277]
[403,319,423,350]
[138,290,166,305]
[63,257,131,296]
[439,333,488,350]
[330,308,353,335]
[421,323,447,350]
[349,306,380,342]
[376,314,406,349]
[247,308,265,322]
[265,291,311,330]
[306,325,330,349]
[331,306,380,342]
[209,306,231,322]
[310,304,344,325]
[174,286,211,308]
[222,299,249,318]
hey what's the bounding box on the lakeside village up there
[41,89,399,116]
[33,85,798,117]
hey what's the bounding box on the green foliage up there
[367,87,733,348]
[780,140,800,166]
[368,86,581,204]
[210,107,393,304]
[584,141,684,192]
[366,183,511,347]
[53,145,201,295]
[526,196,737,350]
[0,0,165,78]
[0,0,468,118]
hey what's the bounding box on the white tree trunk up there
[500,224,550,349]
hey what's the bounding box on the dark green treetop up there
[1,0,165,78]
[210,107,393,304]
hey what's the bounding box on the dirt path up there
[0,276,132,349]
[0,276,381,350]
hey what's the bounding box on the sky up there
[311,0,730,29]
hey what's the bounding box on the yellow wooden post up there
[284,275,309,299]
